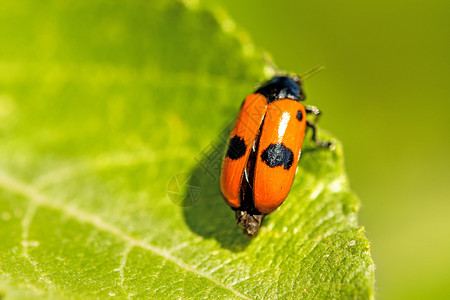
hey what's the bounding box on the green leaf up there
[0,0,374,299]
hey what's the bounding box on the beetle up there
[220,73,333,237]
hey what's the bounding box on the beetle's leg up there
[306,120,335,149]
[305,105,321,122]
[305,105,334,149]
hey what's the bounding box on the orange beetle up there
[220,75,333,237]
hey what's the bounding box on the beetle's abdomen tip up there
[235,210,264,238]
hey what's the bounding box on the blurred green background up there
[218,0,450,299]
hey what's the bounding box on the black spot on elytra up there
[261,143,294,170]
[296,110,303,121]
[226,135,247,160]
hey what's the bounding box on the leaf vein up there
[21,203,54,288]
[0,173,252,300]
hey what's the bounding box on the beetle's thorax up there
[255,76,305,103]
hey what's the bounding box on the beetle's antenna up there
[300,65,325,81]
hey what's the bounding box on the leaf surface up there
[0,0,374,299]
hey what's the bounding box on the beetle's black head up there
[255,75,305,103]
